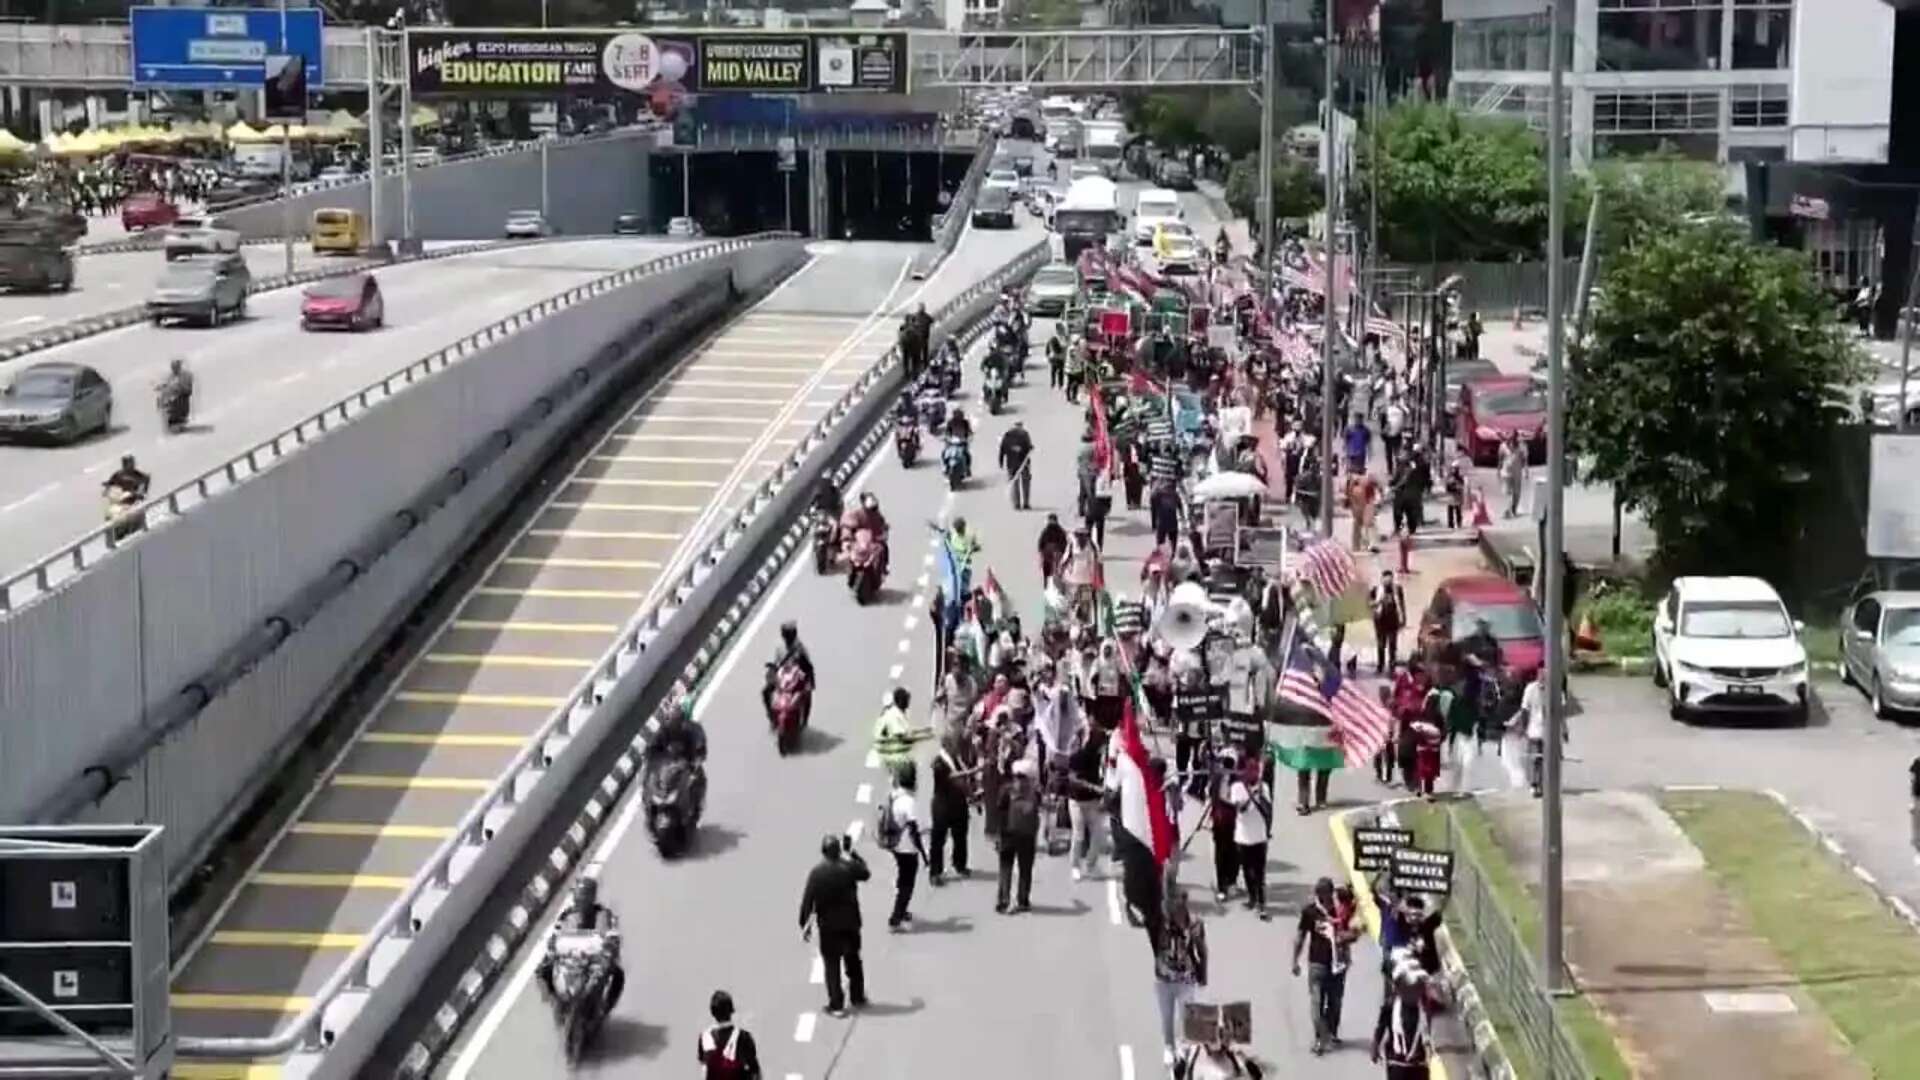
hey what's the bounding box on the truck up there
[0,207,78,293]
[1081,120,1127,179]
[1054,176,1119,261]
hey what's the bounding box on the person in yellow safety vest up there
[945,517,983,597]
[873,686,928,770]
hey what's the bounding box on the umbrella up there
[1191,471,1266,501]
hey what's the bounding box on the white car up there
[161,215,240,261]
[666,217,704,238]
[984,168,1020,192]
[410,148,443,168]
[503,210,551,238]
[315,165,353,184]
[1652,576,1810,723]
[1133,188,1182,244]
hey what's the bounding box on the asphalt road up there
[162,226,1043,1065]
[439,234,1440,1080]
[0,239,698,581]
[0,242,360,342]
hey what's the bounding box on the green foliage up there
[1224,155,1322,224]
[1588,156,1726,256]
[1569,223,1865,579]
[1002,0,1082,28]
[1353,101,1559,263]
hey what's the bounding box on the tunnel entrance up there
[649,150,811,236]
[824,150,972,242]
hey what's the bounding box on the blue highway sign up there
[130,7,325,89]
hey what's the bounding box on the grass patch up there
[1660,789,1920,1077]
[1577,582,1656,659]
[1399,801,1633,1080]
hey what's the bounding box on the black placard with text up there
[1389,845,1454,896]
[1353,827,1413,873]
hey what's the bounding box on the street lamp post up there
[1319,0,1339,537]
[277,0,293,277]
[1541,0,1570,996]
[540,0,550,221]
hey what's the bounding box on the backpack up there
[874,795,903,849]
[699,1024,747,1078]
[1005,780,1042,836]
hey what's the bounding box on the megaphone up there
[1153,581,1218,652]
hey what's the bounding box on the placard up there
[1389,845,1454,896]
[1181,1000,1253,1045]
[1098,308,1131,340]
[1353,827,1413,872]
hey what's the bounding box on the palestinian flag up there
[955,600,989,669]
[982,569,1009,627]
[1112,693,1177,933]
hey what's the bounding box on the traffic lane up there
[0,243,360,344]
[1466,674,1920,914]
[0,240,687,576]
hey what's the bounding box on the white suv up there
[1652,576,1809,723]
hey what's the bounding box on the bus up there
[1054,176,1119,260]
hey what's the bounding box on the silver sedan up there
[1838,589,1920,717]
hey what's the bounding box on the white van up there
[1132,188,1182,244]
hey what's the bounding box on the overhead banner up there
[407,29,907,97]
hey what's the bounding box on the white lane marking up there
[9,314,44,325]
[0,481,59,514]
[277,371,309,387]
[922,553,934,567]
[887,664,903,680]
[82,460,111,476]
[927,536,939,548]
[897,639,910,654]
[794,1012,817,1042]
[854,783,873,805]
[903,614,917,631]
[865,749,881,769]
[846,819,864,844]
[915,573,929,588]
[809,956,825,984]
[785,1075,804,1080]
[1119,1044,1136,1080]
[1107,879,1123,926]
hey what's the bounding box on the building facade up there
[1444,0,1893,169]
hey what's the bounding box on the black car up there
[1012,155,1035,177]
[971,187,1017,230]
[1155,159,1196,191]
[613,212,646,235]
[0,362,112,445]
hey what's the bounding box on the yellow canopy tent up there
[0,129,29,157]
[410,105,438,129]
[328,109,365,132]
[58,131,107,156]
[226,120,266,143]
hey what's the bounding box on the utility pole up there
[1899,204,1920,429]
[398,16,414,244]
[365,28,382,249]
[1257,0,1276,302]
[277,0,293,276]
[1541,0,1569,996]
[1318,0,1339,537]
[540,0,551,221]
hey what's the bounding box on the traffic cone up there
[1575,613,1603,653]
[1470,489,1492,528]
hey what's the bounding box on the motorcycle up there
[894,418,920,467]
[811,512,838,574]
[543,930,621,1064]
[846,527,886,605]
[767,659,812,756]
[643,757,706,858]
[157,384,190,435]
[916,389,948,431]
[941,437,971,491]
[102,483,147,542]
[982,362,1010,415]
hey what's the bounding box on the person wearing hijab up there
[1373,949,1445,1079]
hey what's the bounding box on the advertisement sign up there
[130,6,325,88]
[407,29,907,98]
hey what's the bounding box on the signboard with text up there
[1352,827,1413,873]
[130,6,325,88]
[1389,845,1455,896]
[407,29,908,98]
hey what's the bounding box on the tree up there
[1224,155,1322,224]
[1587,155,1725,256]
[1003,0,1081,28]
[1352,101,1558,263]
[1568,223,1864,580]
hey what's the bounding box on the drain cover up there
[1702,992,1798,1014]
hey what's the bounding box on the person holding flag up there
[1108,692,1178,952]
[1276,618,1395,815]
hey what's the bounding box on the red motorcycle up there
[767,660,812,756]
[845,527,887,605]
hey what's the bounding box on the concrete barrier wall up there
[219,134,658,242]
[1,241,806,887]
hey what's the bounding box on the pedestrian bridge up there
[0,23,1261,91]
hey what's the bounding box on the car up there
[1455,376,1547,466]
[1008,115,1038,140]
[315,165,354,184]
[1838,589,1920,718]
[1069,161,1104,182]
[204,179,276,212]
[1418,573,1547,685]
[1026,262,1079,316]
[1157,232,1202,274]
[1441,357,1501,423]
[300,272,384,332]
[666,216,704,238]
[121,192,180,232]
[0,237,75,293]
[1653,576,1810,724]
[0,362,112,445]
[970,186,1018,230]
[613,212,646,235]
[1012,155,1035,177]
[504,210,551,238]
[146,253,250,327]
[162,215,241,261]
[984,168,1020,192]
[1155,158,1196,191]
[410,147,443,168]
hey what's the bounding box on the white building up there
[1444,0,1894,167]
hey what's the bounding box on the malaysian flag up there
[1295,536,1357,601]
[1277,633,1393,768]
[1366,316,1406,340]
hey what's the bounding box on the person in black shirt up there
[1374,951,1446,1079]
[696,990,761,1078]
[1291,876,1360,1054]
[929,732,977,884]
[999,421,1035,510]
[798,832,870,1017]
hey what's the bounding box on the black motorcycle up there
[542,932,621,1064]
[811,513,837,574]
[983,369,1008,415]
[644,758,706,858]
[157,385,190,435]
[894,418,920,467]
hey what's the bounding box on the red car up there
[120,193,180,232]
[1456,376,1547,467]
[1418,573,1546,685]
[300,272,384,331]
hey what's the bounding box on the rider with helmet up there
[645,696,708,765]
[764,621,817,725]
[536,876,626,1014]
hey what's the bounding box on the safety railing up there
[179,235,1051,1064]
[1441,808,1593,1080]
[0,233,792,614]
[914,132,1000,280]
[678,123,981,151]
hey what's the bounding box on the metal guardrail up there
[0,233,792,614]
[914,133,999,280]
[1442,808,1593,1080]
[180,235,1051,1064]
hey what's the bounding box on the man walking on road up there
[995,758,1042,913]
[879,761,930,930]
[999,420,1034,510]
[1293,876,1360,1054]
[696,990,762,1078]
[799,832,870,1018]
[929,732,976,884]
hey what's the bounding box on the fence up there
[1380,258,1581,320]
[1443,808,1593,1080]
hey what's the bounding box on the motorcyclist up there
[157,358,193,428]
[811,476,844,521]
[943,407,974,480]
[763,621,817,723]
[846,491,892,577]
[645,696,708,765]
[105,455,151,502]
[536,876,625,1012]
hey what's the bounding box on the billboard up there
[407,29,908,98]
[130,6,325,89]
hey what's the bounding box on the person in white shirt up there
[1382,397,1408,475]
[881,762,930,930]
[1227,763,1274,921]
[1512,669,1563,797]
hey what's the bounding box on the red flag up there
[1089,384,1113,477]
[1114,695,1176,869]
[1127,368,1165,398]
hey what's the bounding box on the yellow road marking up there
[687,365,826,374]
[668,379,804,391]
[625,415,778,424]
[449,620,620,635]
[250,871,412,889]
[424,652,596,670]
[211,931,364,949]
[587,455,735,465]
[363,731,529,748]
[568,478,717,489]
[331,774,494,792]
[474,586,643,600]
[171,1062,285,1079]
[526,528,677,541]
[290,822,454,839]
[172,994,312,1014]
[394,690,568,708]
[655,396,795,406]
[606,433,797,444]
[501,556,660,570]
[544,501,700,513]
